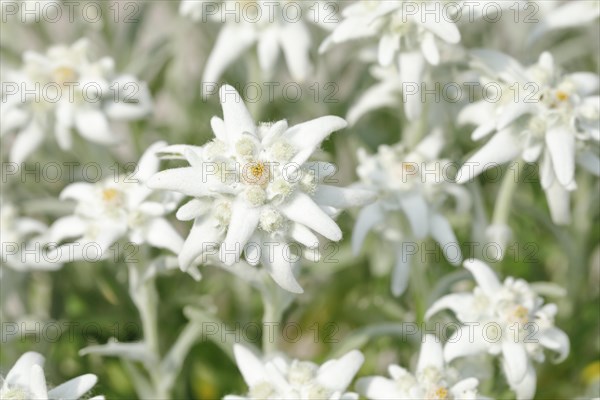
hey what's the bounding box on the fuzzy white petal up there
[312,185,375,209]
[220,84,257,141]
[463,258,502,295]
[279,192,342,241]
[233,344,268,387]
[147,167,209,197]
[391,248,411,297]
[48,374,97,400]
[75,108,118,145]
[352,201,384,254]
[5,352,45,388]
[262,243,304,293]
[416,335,444,374]
[10,120,44,164]
[179,216,221,270]
[280,22,312,81]
[430,213,462,265]
[456,129,521,183]
[284,116,347,165]
[221,199,260,265]
[316,350,364,392]
[502,341,528,386]
[545,126,575,187]
[202,25,256,84]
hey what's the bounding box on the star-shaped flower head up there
[1,38,152,164]
[528,0,600,44]
[319,0,462,120]
[196,0,336,84]
[148,84,373,293]
[357,335,482,400]
[426,259,570,400]
[0,352,103,400]
[353,130,471,296]
[457,50,599,225]
[320,0,461,68]
[48,142,183,263]
[225,344,364,399]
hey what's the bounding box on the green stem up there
[261,295,280,355]
[127,262,170,399]
[492,162,524,226]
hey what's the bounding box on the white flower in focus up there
[148,84,373,293]
[457,50,600,225]
[48,142,183,262]
[426,259,570,400]
[353,130,471,296]
[0,351,103,400]
[357,335,482,400]
[1,38,153,164]
[198,1,337,83]
[225,344,364,399]
[0,199,60,271]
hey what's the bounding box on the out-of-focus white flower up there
[357,335,482,400]
[198,1,336,84]
[48,142,183,262]
[426,259,570,400]
[148,84,373,293]
[0,351,103,400]
[0,38,152,164]
[0,199,60,271]
[457,50,600,225]
[320,1,460,67]
[319,0,460,120]
[179,0,216,21]
[528,0,600,43]
[346,64,403,126]
[353,130,470,296]
[225,344,364,399]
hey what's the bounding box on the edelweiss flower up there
[426,259,570,400]
[1,38,152,164]
[0,199,60,271]
[320,1,460,67]
[48,142,183,262]
[353,130,470,296]
[528,0,600,44]
[346,64,403,126]
[198,1,336,83]
[148,84,373,293]
[319,0,460,120]
[0,351,103,400]
[179,0,215,21]
[225,344,364,399]
[357,335,482,400]
[457,50,599,225]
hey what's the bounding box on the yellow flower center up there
[242,161,270,187]
[102,188,121,204]
[251,163,264,178]
[555,90,569,102]
[52,66,78,85]
[433,387,448,399]
[510,305,529,325]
